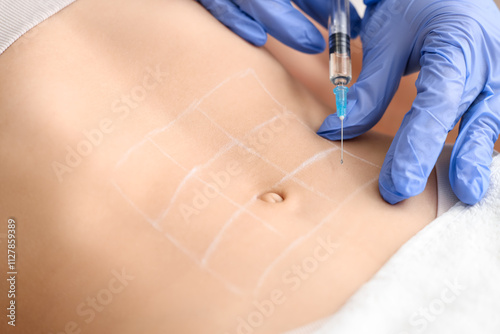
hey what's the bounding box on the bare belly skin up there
[0,0,436,333]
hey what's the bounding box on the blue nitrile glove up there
[318,0,500,205]
[196,0,362,54]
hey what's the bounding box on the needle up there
[333,85,348,164]
[340,116,344,164]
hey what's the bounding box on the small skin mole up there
[259,192,284,203]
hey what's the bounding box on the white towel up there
[308,153,500,334]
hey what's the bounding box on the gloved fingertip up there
[378,151,426,204]
[317,114,341,140]
[449,96,499,206]
[234,20,267,46]
[455,182,485,205]
[391,168,428,198]
[378,178,407,204]
[400,182,426,198]
[299,28,326,54]
[452,160,490,205]
[252,32,268,47]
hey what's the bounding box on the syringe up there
[328,0,352,164]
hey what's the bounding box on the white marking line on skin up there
[248,114,282,134]
[163,232,201,265]
[201,197,256,267]
[197,108,334,201]
[114,100,198,169]
[246,68,287,114]
[253,176,379,295]
[113,162,245,296]
[143,69,244,139]
[294,116,382,169]
[245,68,364,165]
[272,108,379,169]
[114,69,251,170]
[163,232,243,296]
[111,68,383,295]
[148,132,282,236]
[147,138,185,170]
[244,68,333,145]
[153,167,199,223]
[109,69,292,294]
[113,95,286,232]
[205,267,244,296]
[151,112,282,174]
[115,166,244,296]
[201,147,337,267]
[265,89,379,169]
[192,70,247,109]
[344,149,381,169]
[197,176,282,234]
[111,180,160,229]
[115,138,150,171]
[275,147,338,186]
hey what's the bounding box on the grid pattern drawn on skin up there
[110,69,288,293]
[197,107,337,202]
[112,112,286,258]
[111,68,381,295]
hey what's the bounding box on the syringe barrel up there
[329,0,351,85]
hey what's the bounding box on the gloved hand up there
[318,0,500,205]
[196,0,362,54]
